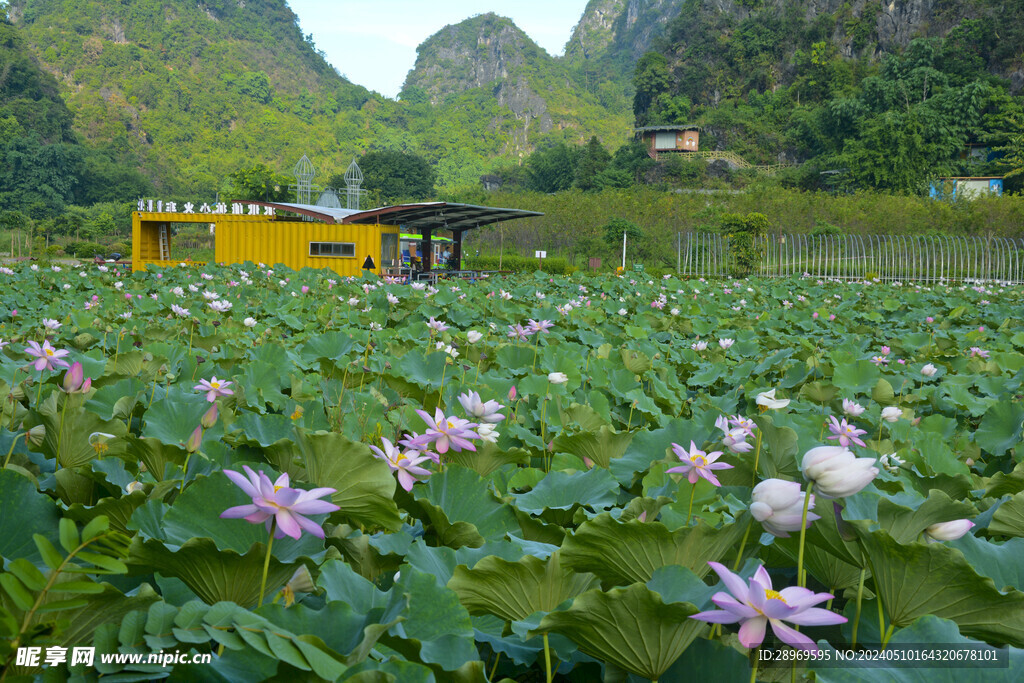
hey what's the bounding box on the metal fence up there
[676,232,1024,283]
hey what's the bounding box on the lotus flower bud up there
[125,481,145,494]
[508,385,517,401]
[881,406,902,423]
[924,519,974,543]
[921,363,938,377]
[63,361,84,393]
[548,372,568,384]
[802,446,878,499]
[750,478,820,537]
[185,425,203,453]
[200,403,219,429]
[842,398,865,417]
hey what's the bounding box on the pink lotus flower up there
[221,466,339,539]
[457,391,505,424]
[527,319,554,334]
[195,376,234,402]
[25,340,71,372]
[728,415,757,438]
[969,347,989,359]
[666,441,732,486]
[825,416,867,448]
[690,562,846,652]
[62,361,92,393]
[507,323,533,342]
[409,408,480,454]
[715,416,752,454]
[369,438,433,491]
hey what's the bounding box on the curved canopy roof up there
[245,201,542,232]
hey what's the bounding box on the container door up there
[381,232,398,268]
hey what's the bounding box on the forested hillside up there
[5,0,377,197]
[2,0,1023,220]
[0,11,149,217]
[633,0,1024,191]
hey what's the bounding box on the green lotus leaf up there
[854,525,1024,647]
[444,440,530,477]
[989,492,1024,538]
[976,401,1024,457]
[404,465,517,549]
[949,534,1024,593]
[447,550,599,622]
[553,425,634,470]
[127,537,298,609]
[537,583,703,681]
[512,468,619,515]
[384,567,478,672]
[560,512,749,585]
[0,468,62,565]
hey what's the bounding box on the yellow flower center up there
[765,589,786,603]
[692,455,707,467]
[92,442,109,455]
[396,453,408,463]
[273,485,284,493]
[210,381,220,389]
[45,349,54,357]
[446,420,454,430]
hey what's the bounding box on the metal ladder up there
[158,224,169,260]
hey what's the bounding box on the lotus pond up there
[1,263,1023,682]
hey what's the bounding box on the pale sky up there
[288,0,591,99]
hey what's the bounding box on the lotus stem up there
[687,481,697,525]
[882,623,895,649]
[55,392,70,471]
[851,568,866,647]
[877,591,885,647]
[750,647,759,683]
[473,355,482,385]
[437,360,448,410]
[627,400,636,430]
[540,390,549,470]
[3,432,25,469]
[543,633,552,683]
[732,520,753,571]
[258,519,276,608]
[750,429,763,486]
[489,652,501,680]
[35,376,44,407]
[796,484,812,588]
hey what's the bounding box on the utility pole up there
[621,229,627,270]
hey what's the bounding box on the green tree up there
[525,143,579,193]
[228,164,290,202]
[633,52,672,126]
[359,150,436,202]
[574,136,612,191]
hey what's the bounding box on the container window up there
[309,242,356,257]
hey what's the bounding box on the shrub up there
[463,254,575,275]
[720,212,769,276]
[64,241,107,258]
